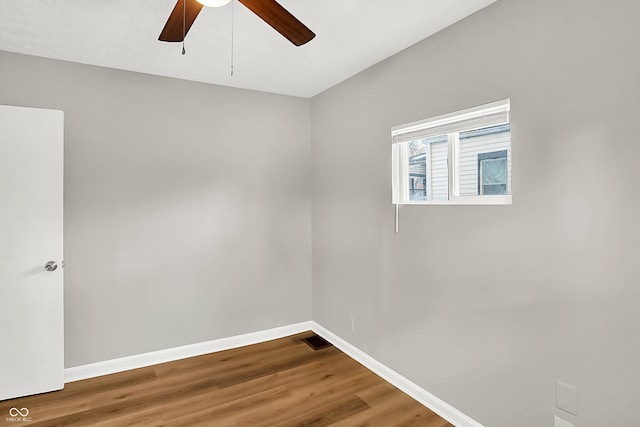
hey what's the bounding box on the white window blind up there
[391,99,510,143]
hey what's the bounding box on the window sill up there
[397,195,512,205]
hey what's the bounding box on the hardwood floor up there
[1,332,454,426]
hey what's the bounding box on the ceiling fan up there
[158,0,315,47]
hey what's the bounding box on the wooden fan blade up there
[238,0,315,46]
[159,0,204,42]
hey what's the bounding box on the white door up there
[0,105,64,400]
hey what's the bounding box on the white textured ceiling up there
[0,0,495,98]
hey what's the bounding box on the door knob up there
[44,261,58,272]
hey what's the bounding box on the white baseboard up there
[64,319,482,427]
[309,321,484,427]
[64,321,314,383]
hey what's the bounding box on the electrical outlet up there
[556,381,577,415]
[554,415,575,427]
[347,315,355,332]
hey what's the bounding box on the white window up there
[392,99,511,205]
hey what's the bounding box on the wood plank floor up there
[1,332,454,426]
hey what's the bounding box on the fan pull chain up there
[230,0,234,76]
[182,0,186,55]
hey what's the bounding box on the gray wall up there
[310,1,640,426]
[0,51,311,368]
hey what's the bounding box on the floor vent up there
[302,334,333,351]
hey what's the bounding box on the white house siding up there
[458,129,511,196]
[430,140,448,200]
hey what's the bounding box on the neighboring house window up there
[477,150,508,195]
[391,99,511,205]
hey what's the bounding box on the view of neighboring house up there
[408,123,511,201]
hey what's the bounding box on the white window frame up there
[391,99,511,206]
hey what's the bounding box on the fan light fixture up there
[159,0,315,46]
[196,0,231,7]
